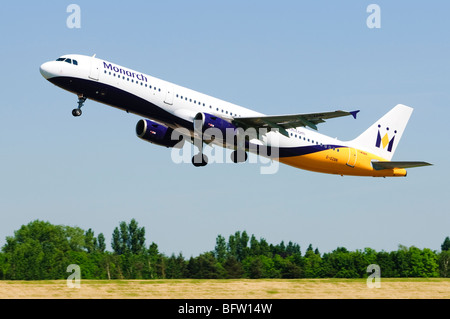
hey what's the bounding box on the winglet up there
[350,110,360,119]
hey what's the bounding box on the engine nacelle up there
[136,119,184,148]
[194,112,237,139]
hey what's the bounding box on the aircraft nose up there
[39,61,58,80]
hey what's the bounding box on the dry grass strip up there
[0,278,449,299]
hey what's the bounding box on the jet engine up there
[136,119,184,148]
[194,112,237,139]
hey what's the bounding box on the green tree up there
[2,220,75,279]
[441,237,450,251]
[243,255,278,278]
[228,233,237,259]
[226,231,250,262]
[112,227,123,255]
[410,247,438,277]
[258,238,271,257]
[243,256,263,279]
[128,219,146,255]
[322,247,359,278]
[390,245,409,277]
[187,252,224,279]
[249,235,260,256]
[272,241,286,258]
[97,233,106,253]
[223,256,244,278]
[303,245,322,278]
[147,242,160,278]
[111,219,146,255]
[237,231,249,261]
[166,253,187,279]
[214,235,227,263]
[376,251,396,277]
[0,252,7,279]
[286,241,301,256]
[84,228,96,253]
[439,251,450,277]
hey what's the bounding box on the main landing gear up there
[230,132,248,163]
[191,119,208,167]
[190,118,248,167]
[72,95,86,117]
[192,153,208,167]
[230,150,248,163]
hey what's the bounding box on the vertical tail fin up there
[350,104,413,161]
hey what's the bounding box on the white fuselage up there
[40,54,413,177]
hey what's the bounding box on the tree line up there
[0,219,449,280]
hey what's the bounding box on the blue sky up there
[0,1,449,258]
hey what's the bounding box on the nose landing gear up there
[72,95,86,117]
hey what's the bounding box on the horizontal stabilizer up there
[372,161,433,170]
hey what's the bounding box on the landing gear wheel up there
[72,95,86,117]
[231,150,248,163]
[72,108,82,117]
[192,154,208,167]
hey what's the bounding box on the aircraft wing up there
[232,110,360,137]
[372,161,433,170]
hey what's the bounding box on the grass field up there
[0,278,449,299]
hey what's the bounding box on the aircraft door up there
[164,85,174,105]
[346,147,357,167]
[89,57,100,81]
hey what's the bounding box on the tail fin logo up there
[376,125,397,152]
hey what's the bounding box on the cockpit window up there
[55,57,78,65]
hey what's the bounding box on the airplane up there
[39,54,431,177]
